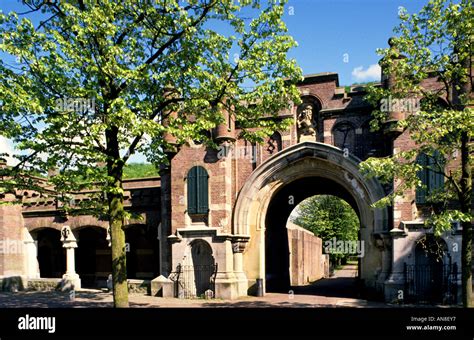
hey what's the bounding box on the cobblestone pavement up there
[0,265,393,308]
[0,290,389,308]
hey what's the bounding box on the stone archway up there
[233,142,389,295]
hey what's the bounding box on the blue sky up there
[1,0,428,85]
[0,0,429,164]
[282,0,427,85]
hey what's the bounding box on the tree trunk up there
[106,127,129,308]
[460,131,472,307]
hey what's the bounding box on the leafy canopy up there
[291,195,359,262]
[0,0,302,213]
[360,0,473,235]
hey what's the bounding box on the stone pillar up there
[23,228,39,279]
[105,226,113,290]
[257,226,265,296]
[375,232,391,290]
[106,226,111,247]
[232,241,248,297]
[213,239,238,300]
[60,226,81,290]
[384,228,407,302]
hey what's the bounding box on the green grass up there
[123,163,159,179]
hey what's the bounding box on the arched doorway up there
[176,239,216,298]
[233,142,389,296]
[125,224,160,279]
[76,227,111,288]
[413,236,448,303]
[265,179,361,293]
[280,194,361,297]
[35,228,65,278]
[190,240,215,296]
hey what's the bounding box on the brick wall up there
[170,143,234,233]
[0,193,25,276]
[168,74,389,234]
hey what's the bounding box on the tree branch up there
[111,1,217,99]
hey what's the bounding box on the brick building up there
[0,41,471,303]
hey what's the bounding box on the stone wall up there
[287,222,325,286]
[26,278,61,291]
[127,279,150,295]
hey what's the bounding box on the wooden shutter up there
[187,166,208,215]
[187,167,198,214]
[196,166,209,214]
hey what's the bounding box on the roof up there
[299,72,339,87]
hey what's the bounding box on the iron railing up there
[404,263,458,305]
[169,263,218,299]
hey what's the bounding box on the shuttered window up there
[187,166,209,215]
[415,151,444,204]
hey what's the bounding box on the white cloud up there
[0,136,19,166]
[351,64,381,82]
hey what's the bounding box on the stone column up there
[258,227,265,296]
[384,227,407,302]
[23,228,39,279]
[232,241,248,297]
[213,239,238,300]
[105,226,113,290]
[375,232,391,290]
[60,226,81,291]
[106,226,111,247]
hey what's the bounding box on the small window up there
[415,151,444,204]
[187,166,209,215]
[333,122,355,155]
[267,131,282,154]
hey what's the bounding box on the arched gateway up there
[233,142,390,296]
[0,69,465,303]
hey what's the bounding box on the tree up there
[360,0,473,306]
[291,195,359,265]
[0,0,302,307]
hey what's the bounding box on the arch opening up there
[265,177,361,296]
[190,240,215,296]
[35,228,65,279]
[75,227,111,288]
[233,142,389,297]
[125,224,160,280]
